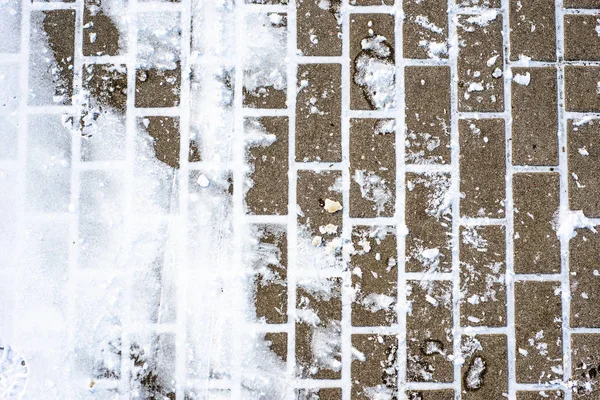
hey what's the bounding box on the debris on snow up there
[324,198,343,213]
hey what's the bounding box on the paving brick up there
[297,0,342,57]
[83,64,128,114]
[565,15,600,61]
[351,334,398,399]
[459,119,505,218]
[515,281,563,384]
[349,119,396,218]
[83,0,123,56]
[568,120,600,217]
[406,391,454,400]
[297,170,343,237]
[29,10,75,106]
[513,173,561,274]
[564,0,600,7]
[459,226,506,327]
[245,117,289,215]
[457,13,504,112]
[351,226,397,326]
[296,64,342,162]
[252,225,287,324]
[571,334,600,399]
[570,229,600,328]
[509,0,556,61]
[565,67,600,113]
[405,173,452,273]
[511,67,558,166]
[457,0,500,7]
[405,66,451,165]
[461,335,507,399]
[141,117,181,169]
[406,280,454,383]
[296,277,342,379]
[264,332,287,362]
[351,0,394,4]
[135,65,181,108]
[403,0,448,59]
[350,13,396,110]
[243,13,287,109]
[516,391,564,400]
[296,388,342,400]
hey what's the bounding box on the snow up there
[353,36,396,110]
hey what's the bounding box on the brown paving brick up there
[405,173,452,273]
[135,64,181,108]
[406,391,454,400]
[243,13,287,109]
[515,281,563,384]
[406,280,453,383]
[83,64,128,113]
[565,67,600,112]
[403,0,448,59]
[245,117,289,215]
[297,0,342,57]
[296,64,342,162]
[140,117,180,169]
[297,170,343,238]
[296,388,342,400]
[351,226,397,326]
[405,66,451,165]
[253,224,287,324]
[512,67,558,166]
[513,173,560,274]
[570,230,600,328]
[459,226,506,327]
[564,0,600,7]
[351,0,394,4]
[459,119,505,218]
[457,13,504,112]
[516,391,564,399]
[349,119,395,218]
[568,120,600,217]
[571,334,600,399]
[296,277,342,379]
[83,0,123,57]
[350,13,396,110]
[351,334,398,399]
[457,0,500,7]
[509,0,556,61]
[461,335,507,398]
[565,15,600,61]
[264,332,287,362]
[31,10,75,106]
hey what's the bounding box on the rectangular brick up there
[403,0,448,59]
[0,1,20,53]
[457,13,504,112]
[570,229,600,328]
[406,391,454,400]
[565,67,600,113]
[350,13,396,110]
[351,0,393,4]
[571,334,600,399]
[296,277,342,379]
[459,119,505,218]
[405,173,452,273]
[460,226,506,327]
[509,0,556,61]
[296,64,342,162]
[516,391,563,400]
[457,0,500,7]
[568,120,600,217]
[515,281,563,384]
[129,333,176,397]
[297,0,342,56]
[264,332,287,362]
[245,117,289,215]
[512,67,558,166]
[564,0,600,8]
[29,10,75,106]
[406,280,454,383]
[513,173,561,274]
[296,388,342,399]
[351,334,398,399]
[252,224,287,324]
[565,15,600,61]
[350,119,396,218]
[461,335,507,398]
[405,66,451,165]
[84,0,123,57]
[351,226,397,326]
[242,12,287,109]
